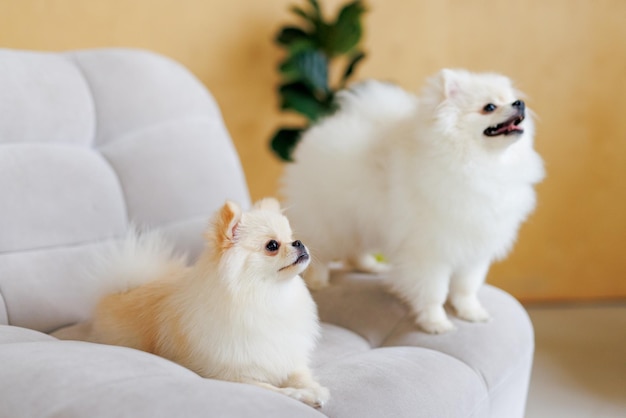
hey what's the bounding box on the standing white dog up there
[281,69,545,334]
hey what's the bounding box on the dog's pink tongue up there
[497,123,522,135]
[508,124,523,133]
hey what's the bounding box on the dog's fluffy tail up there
[289,80,417,161]
[95,228,187,295]
[52,228,186,339]
[335,79,418,122]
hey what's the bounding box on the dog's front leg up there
[241,369,329,408]
[282,367,329,408]
[448,260,491,322]
[388,261,455,334]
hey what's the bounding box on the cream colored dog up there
[53,198,329,408]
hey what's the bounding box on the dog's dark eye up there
[265,240,280,252]
[483,103,497,113]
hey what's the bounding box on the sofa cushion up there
[0,325,323,418]
[0,274,533,418]
[0,49,250,332]
[312,273,534,417]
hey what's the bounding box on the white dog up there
[281,69,545,334]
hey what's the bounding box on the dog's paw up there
[281,386,330,408]
[455,304,491,323]
[309,385,330,408]
[450,295,491,323]
[416,307,455,334]
[418,317,455,334]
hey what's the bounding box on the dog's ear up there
[208,200,242,250]
[253,197,282,213]
[440,68,462,99]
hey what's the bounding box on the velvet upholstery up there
[0,48,533,417]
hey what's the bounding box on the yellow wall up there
[1,0,625,302]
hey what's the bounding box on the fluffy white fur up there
[53,198,329,407]
[281,69,545,334]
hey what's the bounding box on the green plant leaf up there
[307,0,322,20]
[289,0,324,32]
[306,0,330,42]
[341,50,366,87]
[286,38,317,54]
[289,5,321,29]
[278,46,312,80]
[280,81,316,96]
[269,0,368,162]
[276,26,311,46]
[297,50,329,92]
[290,5,312,21]
[280,82,330,121]
[270,127,304,162]
[279,49,329,93]
[336,1,366,31]
[327,1,365,55]
[312,21,332,50]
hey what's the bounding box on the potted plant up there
[270,0,367,162]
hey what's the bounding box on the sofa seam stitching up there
[0,288,10,325]
[63,52,98,151]
[64,52,134,226]
[95,115,221,151]
[0,215,211,256]
[378,312,411,348]
[467,348,534,417]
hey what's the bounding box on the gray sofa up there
[0,48,534,417]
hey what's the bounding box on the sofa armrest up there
[311,271,534,418]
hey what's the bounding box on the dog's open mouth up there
[279,252,310,271]
[484,112,525,137]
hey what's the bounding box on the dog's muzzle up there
[484,100,526,137]
[292,240,309,265]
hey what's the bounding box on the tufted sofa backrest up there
[0,48,250,333]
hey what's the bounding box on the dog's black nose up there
[292,240,302,248]
[512,100,525,110]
